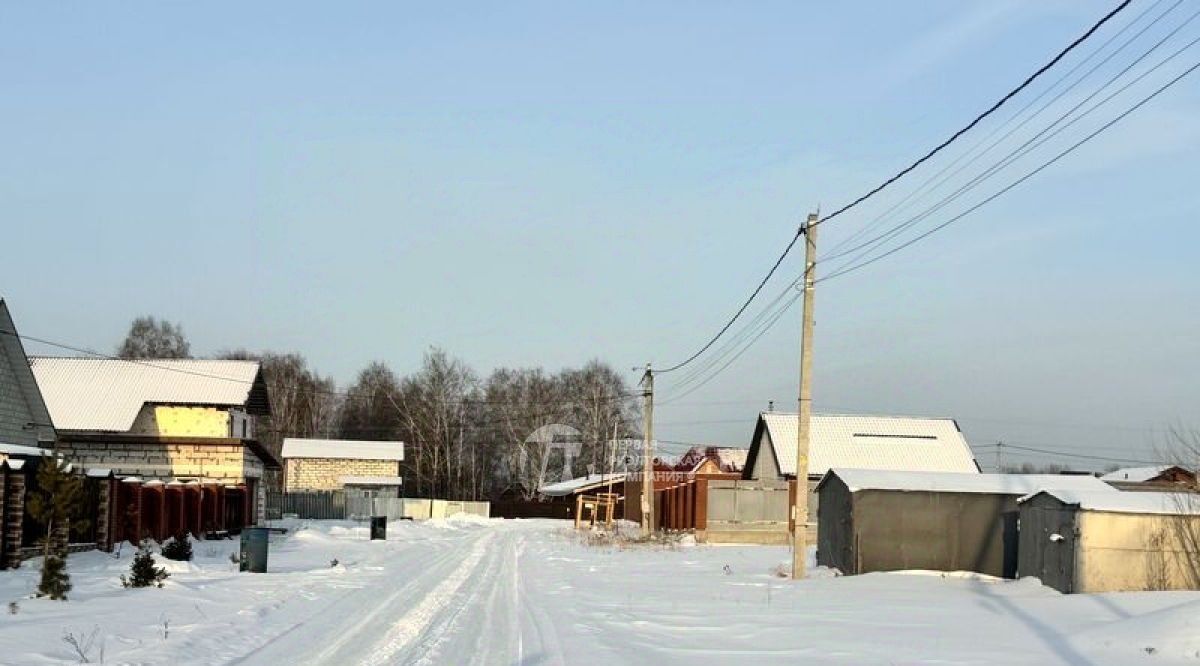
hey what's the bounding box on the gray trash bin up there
[370,516,386,541]
[240,527,269,572]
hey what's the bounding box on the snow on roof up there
[0,442,51,457]
[1100,465,1181,482]
[85,468,112,478]
[715,448,748,472]
[761,413,978,477]
[820,469,1114,495]
[3,460,24,470]
[540,473,625,497]
[340,476,404,486]
[1021,489,1200,516]
[29,357,266,432]
[281,438,405,461]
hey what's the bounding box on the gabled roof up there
[29,357,269,432]
[282,438,405,461]
[817,468,1114,495]
[539,473,625,497]
[748,412,979,478]
[1020,489,1200,516]
[1101,465,1191,483]
[0,300,55,447]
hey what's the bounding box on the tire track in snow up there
[410,531,512,666]
[223,530,474,665]
[359,531,495,666]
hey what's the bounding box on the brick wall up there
[2,470,25,569]
[284,458,399,491]
[94,478,112,552]
[57,439,256,483]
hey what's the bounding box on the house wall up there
[1074,509,1200,593]
[283,458,399,491]
[750,430,782,481]
[130,405,234,438]
[56,439,259,483]
[850,490,1018,577]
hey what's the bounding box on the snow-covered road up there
[3,517,1200,665]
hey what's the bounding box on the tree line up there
[116,316,640,500]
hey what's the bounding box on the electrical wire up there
[824,6,1200,271]
[654,0,1133,375]
[656,227,804,374]
[819,52,1200,284]
[2,329,639,409]
[815,0,1135,228]
[825,0,1180,258]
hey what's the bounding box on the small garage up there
[1018,489,1200,593]
[816,469,1114,577]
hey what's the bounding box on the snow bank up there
[1070,597,1200,661]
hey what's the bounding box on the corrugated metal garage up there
[816,469,1114,577]
[1018,489,1200,593]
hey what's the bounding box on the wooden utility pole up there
[792,213,819,580]
[640,364,655,536]
[996,441,1004,473]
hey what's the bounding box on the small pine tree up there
[122,540,169,589]
[161,532,193,562]
[38,553,70,600]
[26,454,86,601]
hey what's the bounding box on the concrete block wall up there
[284,458,399,491]
[57,440,254,483]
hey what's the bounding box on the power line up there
[819,52,1200,284]
[5,329,639,409]
[654,0,1132,375]
[994,442,1172,466]
[823,5,1200,270]
[656,227,804,374]
[825,0,1181,259]
[814,0,1134,227]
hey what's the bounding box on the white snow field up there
[2,517,1199,665]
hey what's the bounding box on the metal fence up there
[265,492,490,522]
[265,490,346,520]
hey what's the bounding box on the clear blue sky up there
[3,1,1198,469]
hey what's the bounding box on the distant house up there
[29,357,277,536]
[675,446,748,477]
[1102,465,1195,491]
[1019,489,1200,593]
[816,469,1114,578]
[281,438,404,498]
[744,412,979,528]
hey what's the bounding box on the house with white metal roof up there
[29,356,276,529]
[281,438,404,496]
[745,412,980,482]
